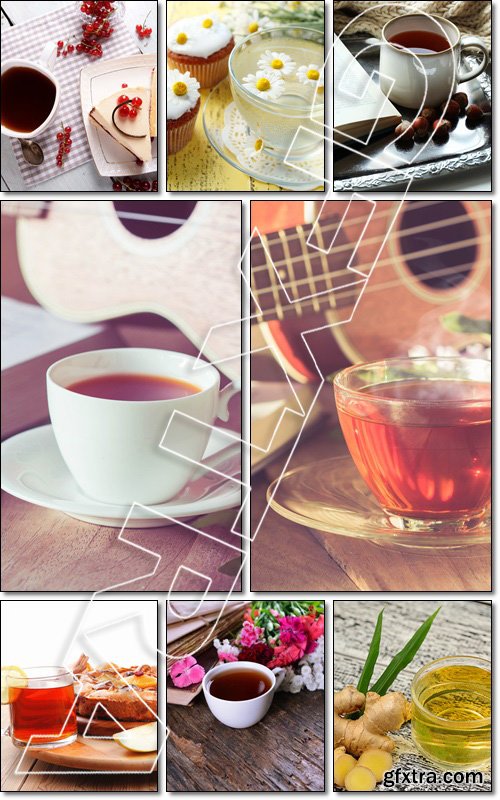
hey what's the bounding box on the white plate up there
[81,53,157,176]
[1,425,241,528]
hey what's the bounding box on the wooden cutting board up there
[25,735,157,772]
[77,714,144,736]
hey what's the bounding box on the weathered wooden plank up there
[167,690,325,791]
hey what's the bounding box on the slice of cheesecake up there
[89,86,152,162]
[150,68,157,137]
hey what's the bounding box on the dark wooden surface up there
[167,690,325,792]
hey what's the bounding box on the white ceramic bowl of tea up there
[229,26,324,158]
[47,348,238,505]
[1,53,60,139]
[203,661,286,728]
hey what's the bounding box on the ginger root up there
[334,685,411,757]
[333,749,357,788]
[358,748,394,781]
[345,765,377,791]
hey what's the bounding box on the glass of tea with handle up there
[4,666,77,749]
[333,356,491,531]
[411,655,491,768]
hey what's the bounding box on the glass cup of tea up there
[229,26,324,158]
[6,666,77,749]
[411,656,491,768]
[333,356,491,531]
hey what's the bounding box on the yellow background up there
[167,1,323,192]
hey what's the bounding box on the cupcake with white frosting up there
[167,69,200,155]
[167,14,234,89]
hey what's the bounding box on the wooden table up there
[167,689,325,792]
[1,322,241,592]
[334,600,491,792]
[250,391,491,592]
[1,0,157,192]
[1,707,157,791]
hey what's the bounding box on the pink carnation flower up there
[170,656,205,688]
[239,620,263,648]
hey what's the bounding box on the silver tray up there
[333,38,492,191]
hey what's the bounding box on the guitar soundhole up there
[399,201,475,290]
[112,201,198,239]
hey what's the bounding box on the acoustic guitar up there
[250,200,491,382]
[1,200,242,381]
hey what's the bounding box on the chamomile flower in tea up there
[297,63,324,88]
[257,50,296,76]
[242,70,285,100]
[244,134,265,158]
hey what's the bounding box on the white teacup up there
[1,46,60,139]
[47,348,237,505]
[379,14,489,109]
[202,662,286,729]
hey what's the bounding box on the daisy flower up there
[257,50,296,76]
[230,8,271,36]
[297,63,324,88]
[242,70,285,101]
[167,69,200,106]
[244,134,265,159]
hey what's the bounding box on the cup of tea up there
[6,666,77,749]
[47,348,238,505]
[202,661,286,728]
[334,357,491,530]
[228,26,324,158]
[1,45,60,139]
[379,13,489,108]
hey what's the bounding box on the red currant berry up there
[118,95,129,104]
[57,131,64,140]
[136,24,142,32]
[129,107,138,118]
[65,139,72,145]
[67,44,74,53]
[152,180,158,191]
[65,126,72,133]
[132,97,142,107]
[112,181,122,191]
[119,105,130,117]
[57,160,63,167]
[76,44,83,52]
[64,147,71,154]
[135,159,143,165]
[121,83,128,88]
[91,48,99,56]
[138,31,144,39]
[141,181,150,191]
[63,50,68,56]
[58,40,64,48]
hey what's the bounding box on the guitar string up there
[254,259,491,320]
[3,199,470,241]
[252,235,489,298]
[250,208,486,274]
[250,201,487,248]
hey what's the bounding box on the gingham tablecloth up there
[1,4,140,187]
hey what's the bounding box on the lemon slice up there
[113,722,157,753]
[1,666,28,704]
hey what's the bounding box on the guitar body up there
[251,200,491,381]
[11,201,242,379]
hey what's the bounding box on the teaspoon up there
[18,139,44,166]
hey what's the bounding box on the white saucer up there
[1,425,241,528]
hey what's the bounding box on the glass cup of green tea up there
[411,656,491,768]
[333,357,491,530]
[229,26,324,158]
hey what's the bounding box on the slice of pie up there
[89,86,152,162]
[150,68,157,137]
[73,657,157,722]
